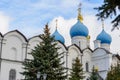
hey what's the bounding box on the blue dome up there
[52,29,65,44]
[96,29,112,44]
[70,20,89,37]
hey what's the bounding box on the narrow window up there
[9,69,16,80]
[86,62,89,72]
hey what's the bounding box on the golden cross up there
[78,3,82,13]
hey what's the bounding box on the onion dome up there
[70,20,89,37]
[96,29,112,44]
[70,3,89,38]
[52,19,65,44]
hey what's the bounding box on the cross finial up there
[77,3,83,22]
[78,3,82,14]
[78,3,82,9]
[101,18,104,29]
[56,19,58,29]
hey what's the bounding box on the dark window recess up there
[86,62,89,72]
[9,69,16,80]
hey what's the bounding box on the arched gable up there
[2,30,27,61]
[4,30,28,43]
[56,41,67,52]
[67,44,82,72]
[55,41,67,67]
[82,48,93,53]
[82,48,93,72]
[92,48,112,72]
[68,44,82,56]
[28,35,42,46]
[93,48,111,57]
[27,35,42,59]
[82,48,92,59]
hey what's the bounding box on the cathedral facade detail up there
[0,6,119,80]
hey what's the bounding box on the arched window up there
[86,62,89,72]
[9,69,16,80]
[10,47,17,60]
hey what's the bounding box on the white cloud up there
[0,12,10,34]
[3,0,119,54]
[83,15,101,49]
[20,26,43,38]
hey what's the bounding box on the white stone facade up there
[0,30,119,80]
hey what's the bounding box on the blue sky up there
[0,0,120,53]
[0,0,102,35]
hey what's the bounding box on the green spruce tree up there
[69,57,84,80]
[21,24,66,80]
[89,66,98,80]
[95,0,120,28]
[106,66,114,80]
[106,63,120,80]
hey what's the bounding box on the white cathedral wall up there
[82,49,92,71]
[2,33,27,61]
[0,31,27,80]
[82,49,92,79]
[56,42,67,68]
[27,36,42,59]
[0,30,115,80]
[68,46,82,76]
[0,60,23,80]
[92,49,112,79]
[0,35,2,79]
[0,35,2,55]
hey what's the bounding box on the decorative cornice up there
[0,58,23,63]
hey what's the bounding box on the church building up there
[0,4,119,80]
